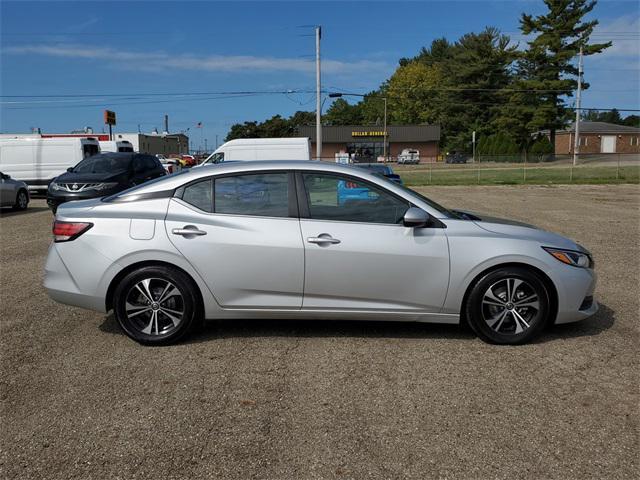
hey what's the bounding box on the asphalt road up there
[1,185,638,479]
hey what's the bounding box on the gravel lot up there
[1,185,638,480]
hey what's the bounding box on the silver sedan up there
[44,161,597,345]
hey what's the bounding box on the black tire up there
[13,190,28,210]
[113,265,201,345]
[465,267,550,345]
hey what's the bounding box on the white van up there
[197,137,311,166]
[99,140,134,153]
[0,137,100,191]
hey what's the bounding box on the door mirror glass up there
[403,207,430,228]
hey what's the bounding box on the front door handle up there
[307,234,341,245]
[172,225,207,237]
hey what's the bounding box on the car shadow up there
[537,302,616,344]
[0,206,50,217]
[99,302,615,345]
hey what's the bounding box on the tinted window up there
[302,173,409,224]
[74,153,132,173]
[214,173,289,217]
[182,179,213,212]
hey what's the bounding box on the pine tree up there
[518,0,611,148]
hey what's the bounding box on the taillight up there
[168,165,174,174]
[345,181,358,189]
[52,221,93,242]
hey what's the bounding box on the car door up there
[0,174,13,205]
[297,171,449,312]
[165,171,304,309]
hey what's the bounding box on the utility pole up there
[204,138,207,153]
[383,97,387,162]
[164,114,169,133]
[215,134,218,149]
[573,46,583,166]
[315,25,322,161]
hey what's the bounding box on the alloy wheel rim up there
[18,193,27,208]
[481,277,540,335]
[124,278,185,336]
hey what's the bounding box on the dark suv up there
[47,153,166,213]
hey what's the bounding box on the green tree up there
[323,98,364,125]
[517,0,611,147]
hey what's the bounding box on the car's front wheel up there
[113,266,201,345]
[13,190,28,210]
[465,267,550,345]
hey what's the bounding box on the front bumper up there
[554,266,598,324]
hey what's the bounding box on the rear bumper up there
[43,243,107,312]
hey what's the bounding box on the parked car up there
[397,149,420,164]
[180,155,197,167]
[46,152,166,213]
[354,163,403,184]
[0,172,29,210]
[445,152,470,164]
[159,157,183,175]
[45,160,597,346]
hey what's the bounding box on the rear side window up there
[182,179,213,212]
[214,173,289,217]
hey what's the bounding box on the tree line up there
[227,1,636,154]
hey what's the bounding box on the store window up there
[346,142,388,163]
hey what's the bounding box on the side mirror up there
[66,167,74,173]
[403,207,430,228]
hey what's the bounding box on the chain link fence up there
[380,153,640,186]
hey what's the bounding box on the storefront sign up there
[351,131,387,137]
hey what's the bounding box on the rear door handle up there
[172,226,207,237]
[307,234,341,245]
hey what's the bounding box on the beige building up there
[114,133,189,155]
[297,125,440,162]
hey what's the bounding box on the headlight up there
[91,182,118,191]
[49,182,63,191]
[543,247,593,268]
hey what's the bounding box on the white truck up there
[397,148,420,165]
[197,137,311,166]
[0,137,100,191]
[99,140,134,153]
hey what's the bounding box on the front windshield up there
[73,154,132,173]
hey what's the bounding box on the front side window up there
[301,173,409,224]
[214,173,289,217]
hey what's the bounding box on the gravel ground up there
[1,185,638,480]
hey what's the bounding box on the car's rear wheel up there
[465,267,550,345]
[113,266,200,345]
[13,190,28,210]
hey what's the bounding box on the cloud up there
[2,44,389,75]
[591,14,639,58]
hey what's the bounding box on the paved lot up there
[1,185,638,480]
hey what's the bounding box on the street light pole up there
[315,26,322,161]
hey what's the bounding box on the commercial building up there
[554,121,640,154]
[113,133,189,155]
[296,125,440,162]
